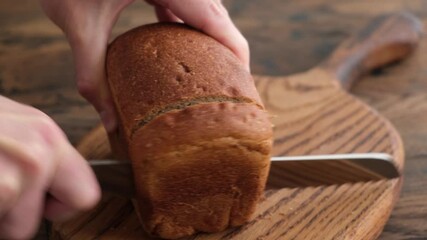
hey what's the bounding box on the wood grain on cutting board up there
[50,13,422,240]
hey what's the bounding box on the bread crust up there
[106,23,273,239]
[107,23,262,139]
[131,102,272,238]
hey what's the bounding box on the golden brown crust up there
[107,23,262,139]
[130,102,272,238]
[106,23,273,239]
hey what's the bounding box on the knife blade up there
[88,153,400,198]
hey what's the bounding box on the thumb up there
[70,36,117,132]
[62,1,135,132]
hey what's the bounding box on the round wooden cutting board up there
[51,12,422,240]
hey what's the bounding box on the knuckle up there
[0,113,60,180]
[35,117,64,144]
[27,118,65,176]
[20,144,51,177]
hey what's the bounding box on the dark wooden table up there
[0,1,426,239]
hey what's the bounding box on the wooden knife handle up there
[320,12,423,90]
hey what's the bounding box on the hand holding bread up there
[39,0,250,132]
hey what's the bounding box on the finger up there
[67,1,134,132]
[71,38,117,132]
[152,0,250,70]
[0,124,55,239]
[0,178,45,239]
[0,96,41,116]
[154,5,182,23]
[44,144,100,221]
[0,152,22,216]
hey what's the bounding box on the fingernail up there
[99,110,117,132]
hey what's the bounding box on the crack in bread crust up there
[130,96,263,138]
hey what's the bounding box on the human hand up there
[0,96,100,239]
[39,0,249,132]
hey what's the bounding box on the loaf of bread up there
[106,23,273,239]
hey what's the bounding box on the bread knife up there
[88,153,400,198]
